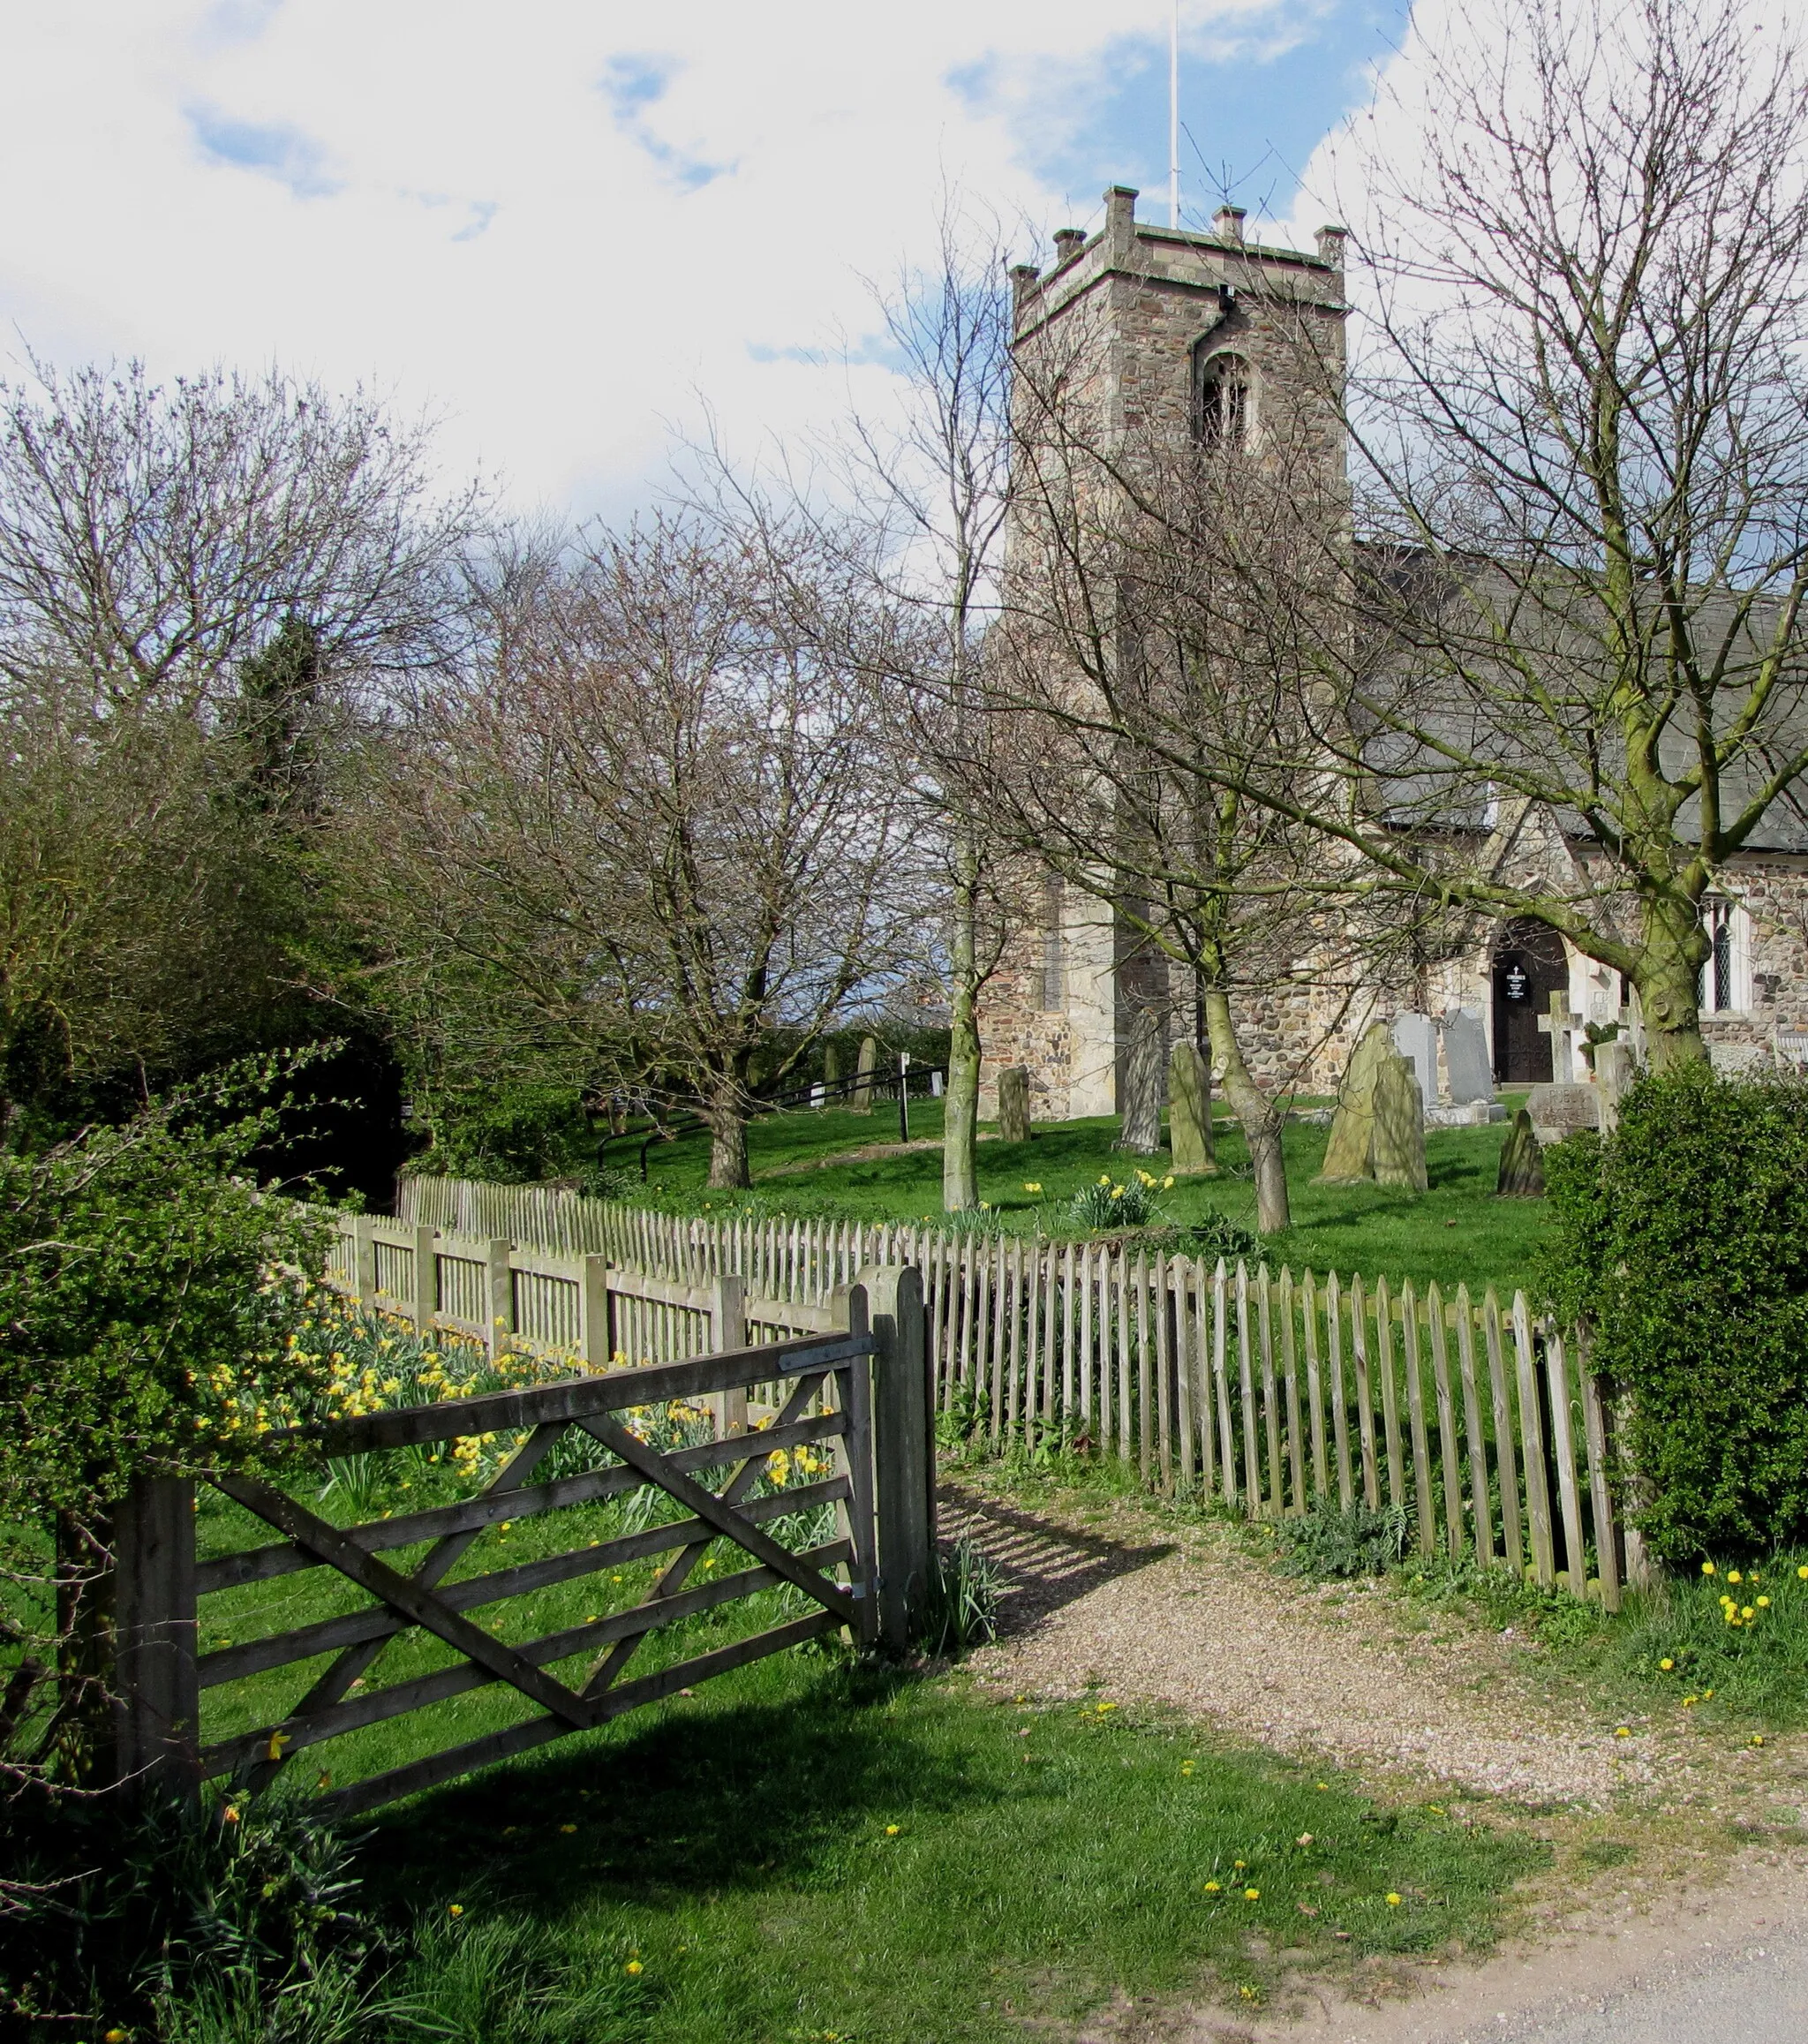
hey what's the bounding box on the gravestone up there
[930,1069,944,1098]
[1115,1008,1164,1154]
[1371,1057,1429,1190]
[1593,1039,1632,1135]
[1526,1082,1600,1141]
[1537,991,1582,1084]
[810,1083,826,1109]
[823,1043,842,1090]
[1168,1039,1217,1175]
[1317,1021,1394,1182]
[853,1035,878,1113]
[997,1065,1032,1143]
[1495,1107,1547,1195]
[1442,1007,1495,1105]
[1391,1010,1439,1107]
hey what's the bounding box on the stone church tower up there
[979,183,1352,1120]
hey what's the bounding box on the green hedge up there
[1543,1066,1808,1563]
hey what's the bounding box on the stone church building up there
[977,185,1808,1118]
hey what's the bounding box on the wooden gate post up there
[485,1238,513,1361]
[411,1224,439,1330]
[112,1475,200,1801]
[712,1272,749,1437]
[352,1214,378,1306]
[857,1263,933,1656]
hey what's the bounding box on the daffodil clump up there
[1066,1168,1174,1231]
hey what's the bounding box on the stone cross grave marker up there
[1535,991,1583,1083]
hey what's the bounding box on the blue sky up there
[0,2,1412,519]
[961,1,1408,234]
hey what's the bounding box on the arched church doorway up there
[1491,919,1569,1083]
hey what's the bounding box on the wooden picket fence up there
[394,1179,1638,1607]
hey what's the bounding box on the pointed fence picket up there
[391,1174,1631,1605]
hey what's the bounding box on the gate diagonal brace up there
[579,1369,833,1701]
[218,1473,591,1731]
[578,1411,858,1630]
[240,1422,572,1787]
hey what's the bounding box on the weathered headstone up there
[1496,1107,1547,1195]
[1317,1021,1394,1182]
[1593,1039,1632,1135]
[853,1035,878,1113]
[1115,1007,1164,1154]
[1441,1007,1495,1105]
[1168,1039,1217,1176]
[930,1069,944,1098]
[1526,1082,1600,1141]
[997,1065,1032,1143]
[1391,1010,1439,1108]
[1371,1057,1429,1190]
[823,1043,842,1091]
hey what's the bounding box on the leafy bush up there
[0,1788,396,2040]
[1274,1500,1411,1579]
[1542,1065,1808,1562]
[1190,1209,1259,1262]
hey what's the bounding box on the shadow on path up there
[937,1482,1175,1635]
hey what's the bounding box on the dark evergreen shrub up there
[1542,1065,1808,1562]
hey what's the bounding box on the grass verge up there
[359,1649,1543,2043]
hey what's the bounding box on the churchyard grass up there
[627,1098,1549,1293]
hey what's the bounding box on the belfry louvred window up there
[1194,350,1249,449]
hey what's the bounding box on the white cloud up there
[0,1,1371,520]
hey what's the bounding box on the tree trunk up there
[1635,892,1710,1071]
[1202,986,1291,1233]
[706,1096,751,1189]
[942,859,981,1211]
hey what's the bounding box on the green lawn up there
[625,1097,1552,1294]
[358,1648,1541,2042]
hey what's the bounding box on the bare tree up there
[1220,0,1808,1069]
[0,357,483,713]
[344,511,920,1188]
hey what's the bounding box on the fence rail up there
[393,1177,1638,1604]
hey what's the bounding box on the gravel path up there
[942,1480,1668,1808]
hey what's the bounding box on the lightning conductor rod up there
[1169,0,1181,228]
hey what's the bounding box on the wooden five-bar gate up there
[113,1270,931,1815]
